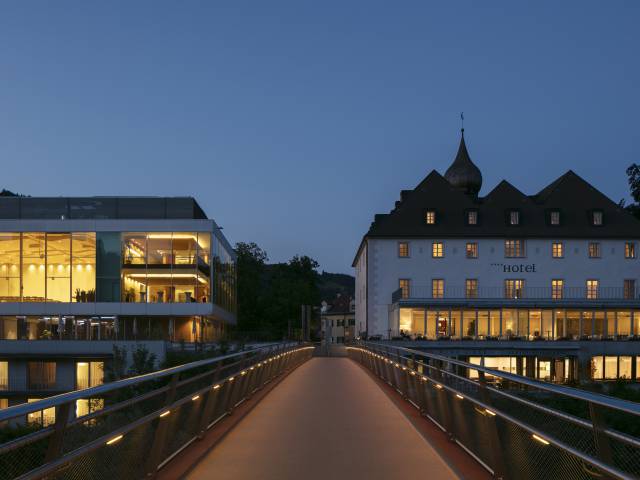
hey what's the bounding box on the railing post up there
[198,363,223,435]
[44,401,72,463]
[477,371,507,479]
[588,401,614,465]
[145,373,179,477]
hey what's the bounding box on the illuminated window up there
[0,362,7,390]
[551,280,564,300]
[619,356,632,379]
[588,242,601,258]
[586,280,599,299]
[465,279,477,299]
[76,398,104,418]
[504,240,524,258]
[432,242,444,258]
[27,399,55,427]
[398,242,409,258]
[591,356,603,380]
[466,243,478,258]
[592,211,603,226]
[72,233,96,303]
[604,356,617,379]
[76,361,104,390]
[467,210,478,225]
[399,279,410,299]
[625,242,636,259]
[0,234,20,302]
[425,211,436,225]
[46,233,71,303]
[550,210,560,225]
[552,242,563,258]
[624,279,636,300]
[508,210,520,225]
[432,279,444,299]
[504,280,524,299]
[22,233,46,302]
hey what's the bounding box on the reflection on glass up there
[122,233,147,265]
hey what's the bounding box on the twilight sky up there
[1,2,638,273]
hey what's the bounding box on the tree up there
[625,164,640,219]
[235,242,269,335]
[104,345,128,382]
[128,344,157,376]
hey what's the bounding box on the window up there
[552,280,564,300]
[592,210,603,226]
[509,210,520,225]
[399,279,410,299]
[425,211,436,225]
[588,242,601,258]
[552,242,563,258]
[27,399,55,427]
[467,210,478,225]
[0,361,7,390]
[398,242,409,258]
[28,362,56,390]
[432,279,444,299]
[550,210,561,225]
[76,361,104,390]
[586,280,599,299]
[465,279,478,299]
[432,242,444,258]
[504,240,525,258]
[624,279,636,300]
[466,242,478,259]
[504,280,524,299]
[625,242,636,259]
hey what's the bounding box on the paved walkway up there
[186,357,459,480]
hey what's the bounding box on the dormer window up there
[466,210,478,225]
[592,210,603,226]
[425,210,436,225]
[509,210,520,226]
[550,210,560,226]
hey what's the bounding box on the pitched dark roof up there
[353,168,640,266]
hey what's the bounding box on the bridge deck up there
[186,357,460,480]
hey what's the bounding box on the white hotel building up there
[353,131,640,383]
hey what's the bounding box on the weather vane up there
[460,112,464,133]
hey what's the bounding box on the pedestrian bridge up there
[0,343,639,480]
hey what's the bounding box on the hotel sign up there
[491,263,537,273]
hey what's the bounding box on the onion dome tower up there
[444,129,482,195]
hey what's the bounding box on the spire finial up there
[460,112,464,136]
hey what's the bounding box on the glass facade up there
[395,307,640,340]
[0,231,235,310]
[122,232,211,303]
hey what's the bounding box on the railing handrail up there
[0,341,295,422]
[364,341,640,416]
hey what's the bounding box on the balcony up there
[391,285,640,304]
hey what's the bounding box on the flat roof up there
[0,196,208,220]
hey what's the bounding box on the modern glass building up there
[0,196,236,412]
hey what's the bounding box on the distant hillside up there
[317,271,354,301]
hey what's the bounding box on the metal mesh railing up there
[348,342,640,480]
[0,343,314,480]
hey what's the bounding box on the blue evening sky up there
[1,2,638,273]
